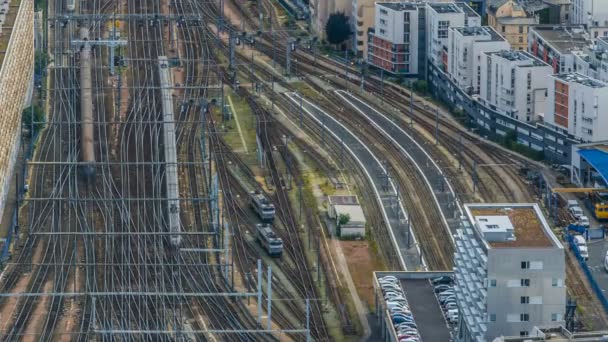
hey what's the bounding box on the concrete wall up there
[486,248,566,340]
[429,63,580,164]
[0,0,35,222]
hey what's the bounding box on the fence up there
[565,229,608,314]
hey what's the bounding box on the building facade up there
[455,203,566,341]
[528,25,590,73]
[487,0,538,50]
[479,50,553,122]
[367,2,423,75]
[447,26,510,94]
[309,0,353,41]
[546,73,608,142]
[571,0,608,27]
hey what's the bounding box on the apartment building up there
[427,2,481,70]
[528,25,590,73]
[572,36,608,82]
[455,203,566,341]
[487,0,538,50]
[447,26,510,94]
[367,2,423,75]
[571,0,608,27]
[546,73,608,142]
[479,50,553,122]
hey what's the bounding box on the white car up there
[570,206,584,219]
[579,215,590,227]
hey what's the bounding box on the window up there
[520,331,529,337]
[380,29,386,35]
[502,25,506,33]
[520,313,530,322]
[490,314,496,322]
[519,36,524,43]
[380,19,387,25]
[552,278,562,287]
[521,261,530,269]
[520,296,529,304]
[521,279,530,287]
[552,313,562,321]
[490,279,497,287]
[519,26,524,34]
[438,20,450,38]
[380,8,388,15]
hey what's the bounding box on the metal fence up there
[565,229,608,314]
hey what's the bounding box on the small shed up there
[328,195,367,238]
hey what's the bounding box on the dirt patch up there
[340,240,385,308]
[22,277,54,341]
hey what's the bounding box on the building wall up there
[0,0,35,223]
[427,4,466,69]
[571,0,608,27]
[429,62,580,164]
[485,248,566,340]
[448,27,510,93]
[353,0,375,58]
[479,53,552,122]
[310,0,353,40]
[545,75,608,142]
[488,1,535,51]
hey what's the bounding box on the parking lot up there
[401,279,452,341]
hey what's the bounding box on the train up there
[256,224,283,257]
[277,0,309,20]
[78,28,96,179]
[584,192,608,221]
[250,190,275,222]
[66,0,75,12]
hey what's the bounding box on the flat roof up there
[554,73,607,88]
[465,204,559,248]
[455,2,479,17]
[328,195,359,205]
[578,148,608,186]
[530,25,590,54]
[427,2,461,13]
[488,50,548,66]
[401,279,452,341]
[374,272,453,342]
[377,2,419,11]
[453,26,505,41]
[334,205,366,222]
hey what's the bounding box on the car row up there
[432,276,459,325]
[378,276,421,342]
[568,200,590,228]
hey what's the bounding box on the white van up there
[570,206,584,219]
[568,199,580,208]
[574,235,589,261]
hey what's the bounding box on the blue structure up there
[571,143,608,187]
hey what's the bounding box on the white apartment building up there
[448,26,510,94]
[546,73,608,142]
[455,203,566,342]
[572,36,608,82]
[426,2,481,70]
[571,0,608,27]
[479,50,553,123]
[367,2,422,75]
[528,25,590,74]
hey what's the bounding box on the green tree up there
[35,51,49,76]
[325,12,351,48]
[22,105,45,135]
[337,213,350,237]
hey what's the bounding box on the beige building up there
[309,0,353,40]
[487,0,538,50]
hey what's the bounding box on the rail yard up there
[0,0,607,340]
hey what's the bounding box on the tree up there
[337,213,350,237]
[325,12,351,48]
[22,105,45,135]
[35,51,49,77]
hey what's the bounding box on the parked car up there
[574,234,589,260]
[567,199,579,208]
[604,251,608,272]
[570,206,584,219]
[579,215,590,227]
[434,284,452,293]
[431,276,453,285]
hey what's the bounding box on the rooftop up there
[455,2,479,18]
[488,50,548,66]
[554,73,607,88]
[465,203,560,248]
[453,26,505,41]
[334,204,366,223]
[377,2,419,11]
[427,2,461,13]
[328,195,359,206]
[530,25,590,54]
